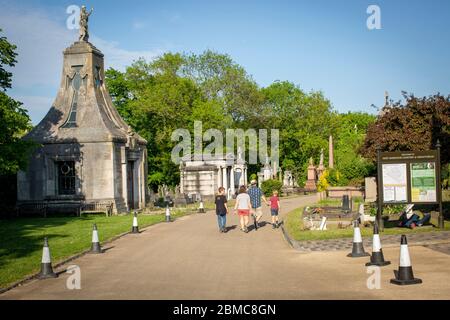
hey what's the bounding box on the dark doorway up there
[57,161,76,195]
[127,161,135,209]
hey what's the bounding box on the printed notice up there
[410,162,437,202]
[382,163,407,202]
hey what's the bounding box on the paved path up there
[2,195,450,300]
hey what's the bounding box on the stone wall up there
[327,186,364,199]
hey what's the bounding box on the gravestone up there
[364,177,377,202]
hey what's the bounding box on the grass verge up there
[0,208,191,289]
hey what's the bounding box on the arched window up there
[57,161,76,195]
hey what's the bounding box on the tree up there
[361,93,450,164]
[260,81,335,186]
[0,29,34,175]
[107,54,204,189]
[182,50,263,126]
[334,112,376,185]
[0,29,17,90]
[106,51,263,189]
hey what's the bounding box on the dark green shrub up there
[261,179,283,197]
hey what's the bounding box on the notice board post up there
[377,146,444,230]
[436,140,444,229]
[376,148,384,231]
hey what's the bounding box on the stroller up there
[398,204,431,229]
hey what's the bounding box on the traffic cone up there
[347,220,369,258]
[165,205,171,222]
[366,222,390,266]
[90,224,102,254]
[198,200,205,213]
[391,235,422,285]
[131,211,139,233]
[38,237,58,279]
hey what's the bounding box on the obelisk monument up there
[328,135,334,169]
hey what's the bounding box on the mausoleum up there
[17,8,148,214]
[179,150,247,200]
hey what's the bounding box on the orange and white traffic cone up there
[38,237,58,279]
[391,235,422,285]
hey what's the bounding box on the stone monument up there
[17,8,148,214]
[328,135,334,169]
[305,157,317,190]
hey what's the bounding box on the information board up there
[410,162,437,202]
[377,148,443,229]
[378,150,439,204]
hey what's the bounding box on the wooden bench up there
[17,201,113,217]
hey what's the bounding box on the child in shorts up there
[269,190,280,229]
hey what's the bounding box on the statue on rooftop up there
[79,6,94,42]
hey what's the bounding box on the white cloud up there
[1,5,74,89]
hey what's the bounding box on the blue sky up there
[1,0,449,124]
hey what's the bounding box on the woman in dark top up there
[215,187,229,233]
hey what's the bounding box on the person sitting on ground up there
[234,185,252,233]
[215,187,229,233]
[398,204,432,229]
[269,190,281,229]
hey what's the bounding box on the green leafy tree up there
[261,81,335,186]
[0,29,34,175]
[334,112,376,185]
[182,50,263,126]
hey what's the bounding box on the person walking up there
[247,180,268,230]
[269,190,281,229]
[234,185,252,233]
[215,187,229,233]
